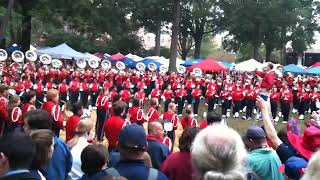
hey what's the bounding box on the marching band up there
[0,49,319,149]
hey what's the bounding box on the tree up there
[169,0,181,72]
[0,0,14,48]
[178,7,194,60]
[131,0,172,56]
[181,0,221,59]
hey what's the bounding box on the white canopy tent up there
[235,59,264,72]
[84,52,101,61]
[125,53,144,62]
[146,56,184,67]
[36,43,89,60]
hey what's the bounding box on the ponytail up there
[203,170,245,180]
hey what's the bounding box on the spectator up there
[79,145,109,180]
[191,125,248,180]
[301,150,320,180]
[104,101,126,152]
[41,89,63,136]
[68,119,93,180]
[147,121,170,169]
[0,132,36,179]
[0,85,9,136]
[243,126,284,180]
[66,102,83,142]
[160,127,200,180]
[200,111,224,129]
[23,110,72,180]
[30,129,54,180]
[6,95,23,133]
[105,124,168,180]
[278,156,307,180]
[180,108,197,129]
[21,90,36,116]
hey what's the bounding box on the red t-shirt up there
[104,116,125,148]
[180,116,197,129]
[65,115,81,142]
[160,151,194,180]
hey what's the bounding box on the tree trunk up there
[194,34,202,59]
[21,4,32,53]
[154,20,161,56]
[180,33,188,60]
[169,0,180,72]
[0,0,15,48]
[253,44,259,61]
[265,45,273,62]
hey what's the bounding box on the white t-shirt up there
[68,137,90,180]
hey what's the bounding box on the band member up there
[128,98,144,125]
[134,88,146,107]
[119,85,131,105]
[6,95,22,133]
[162,85,174,112]
[291,84,300,114]
[147,98,160,123]
[191,84,202,116]
[41,89,63,136]
[176,84,187,115]
[58,79,68,105]
[89,79,99,108]
[180,108,197,129]
[270,86,280,122]
[80,79,90,108]
[244,84,257,120]
[21,91,36,116]
[254,63,275,91]
[220,86,232,118]
[298,86,311,120]
[150,84,162,103]
[281,87,293,123]
[310,87,319,113]
[23,76,33,92]
[185,77,194,105]
[0,85,9,136]
[65,102,83,142]
[14,79,24,96]
[162,102,179,151]
[69,77,80,104]
[95,88,109,141]
[206,84,217,112]
[33,79,44,108]
[232,84,243,118]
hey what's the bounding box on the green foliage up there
[142,47,171,58]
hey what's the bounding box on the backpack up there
[105,167,158,180]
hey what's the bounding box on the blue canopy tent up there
[122,57,137,69]
[6,44,21,54]
[284,64,306,74]
[181,58,203,67]
[306,67,320,75]
[141,58,163,71]
[36,43,89,60]
[220,61,233,69]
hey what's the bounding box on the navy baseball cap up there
[278,156,307,180]
[244,126,266,139]
[119,124,147,151]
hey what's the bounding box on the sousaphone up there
[51,59,63,69]
[177,65,186,74]
[88,59,99,69]
[76,59,87,69]
[12,50,24,63]
[116,61,126,71]
[148,62,157,72]
[159,65,168,75]
[40,54,52,65]
[136,62,146,71]
[0,49,8,61]
[101,60,111,70]
[25,50,37,62]
[192,68,202,77]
